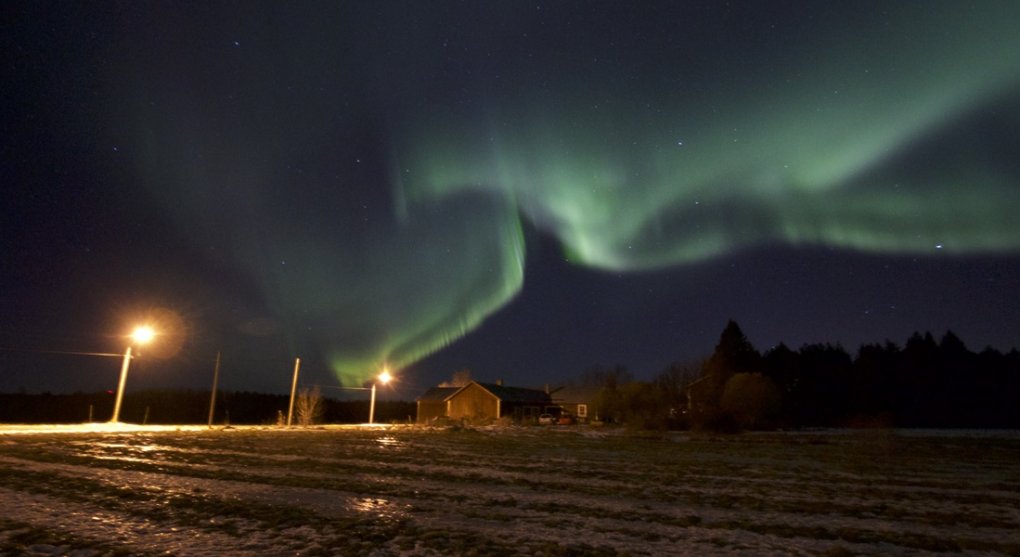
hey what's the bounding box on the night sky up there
[3,1,1019,399]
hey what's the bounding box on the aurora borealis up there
[3,1,1020,394]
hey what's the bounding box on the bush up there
[689,406,740,434]
[720,373,782,430]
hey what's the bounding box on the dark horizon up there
[3,320,1018,430]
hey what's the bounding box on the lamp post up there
[368,368,393,424]
[110,325,155,423]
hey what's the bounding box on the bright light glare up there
[131,325,156,345]
[378,369,393,384]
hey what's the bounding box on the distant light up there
[378,369,393,384]
[935,244,944,249]
[131,325,156,345]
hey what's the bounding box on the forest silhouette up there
[582,321,1020,430]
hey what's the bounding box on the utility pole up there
[286,357,301,427]
[111,346,133,423]
[207,351,221,428]
[369,382,377,424]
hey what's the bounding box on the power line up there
[0,347,122,358]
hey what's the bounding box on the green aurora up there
[120,2,1020,385]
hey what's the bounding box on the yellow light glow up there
[378,369,393,384]
[131,325,156,345]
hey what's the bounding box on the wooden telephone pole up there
[207,351,221,427]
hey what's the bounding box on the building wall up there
[416,401,449,424]
[558,402,590,423]
[559,403,589,418]
[448,383,498,421]
[505,403,543,422]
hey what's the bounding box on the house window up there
[577,404,587,418]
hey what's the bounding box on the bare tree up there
[295,386,324,426]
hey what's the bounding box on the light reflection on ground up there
[348,496,413,528]
[352,497,392,514]
[375,436,406,450]
[0,423,409,435]
[0,423,209,435]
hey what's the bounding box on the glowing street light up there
[368,367,393,424]
[132,325,155,345]
[110,325,156,423]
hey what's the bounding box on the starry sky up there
[3,1,1019,399]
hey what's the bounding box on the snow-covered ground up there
[1,425,1018,556]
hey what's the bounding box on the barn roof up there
[550,384,598,403]
[416,386,460,402]
[474,382,551,404]
[415,381,552,404]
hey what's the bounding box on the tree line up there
[5,321,1017,430]
[0,388,416,425]
[578,321,1020,430]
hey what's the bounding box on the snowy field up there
[1,425,1018,556]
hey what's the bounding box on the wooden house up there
[416,381,554,424]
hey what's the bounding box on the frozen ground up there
[0,425,1018,556]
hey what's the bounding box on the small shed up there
[415,386,460,424]
[416,381,553,424]
[551,385,598,423]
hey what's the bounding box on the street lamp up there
[110,325,155,423]
[368,368,393,424]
